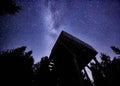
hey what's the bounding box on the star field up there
[0,0,120,63]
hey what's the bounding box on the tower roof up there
[49,31,97,69]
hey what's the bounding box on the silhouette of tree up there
[89,46,120,86]
[34,56,50,86]
[0,46,34,86]
[111,46,120,55]
[0,0,21,15]
[1,44,120,86]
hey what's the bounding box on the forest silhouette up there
[0,46,120,86]
[0,0,20,16]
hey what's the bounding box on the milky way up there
[43,0,66,34]
[0,0,120,63]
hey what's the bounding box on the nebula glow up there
[0,0,120,63]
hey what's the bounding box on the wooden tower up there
[49,31,98,86]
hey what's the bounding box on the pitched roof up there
[51,31,97,54]
[61,31,97,52]
[49,30,98,70]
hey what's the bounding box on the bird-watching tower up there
[49,31,97,86]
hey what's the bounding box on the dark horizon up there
[0,39,120,86]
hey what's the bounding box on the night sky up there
[0,0,120,63]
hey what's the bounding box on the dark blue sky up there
[0,0,120,63]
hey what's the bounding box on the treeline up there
[88,46,120,86]
[0,46,120,86]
